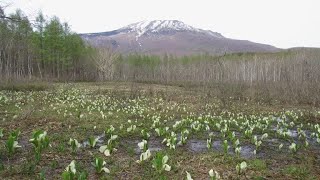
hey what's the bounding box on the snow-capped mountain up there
[81,20,279,55]
[118,20,224,39]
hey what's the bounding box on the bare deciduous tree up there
[90,47,119,81]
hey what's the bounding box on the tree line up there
[100,50,320,105]
[0,7,96,81]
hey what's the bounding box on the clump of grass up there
[283,165,311,179]
[250,159,267,171]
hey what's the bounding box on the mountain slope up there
[81,20,279,55]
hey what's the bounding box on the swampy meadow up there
[1,4,320,179]
[0,82,320,179]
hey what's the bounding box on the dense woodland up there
[1,6,320,105]
[0,7,95,81]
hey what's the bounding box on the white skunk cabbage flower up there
[136,149,151,163]
[138,140,148,151]
[65,160,76,174]
[289,143,297,152]
[186,171,193,180]
[99,145,111,156]
[261,133,268,140]
[110,134,118,141]
[162,155,171,171]
[236,161,247,174]
[209,169,220,179]
[279,143,283,150]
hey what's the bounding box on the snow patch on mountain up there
[119,20,224,41]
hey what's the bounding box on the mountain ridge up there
[80,20,280,55]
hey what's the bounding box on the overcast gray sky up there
[2,0,320,48]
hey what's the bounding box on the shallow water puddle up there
[123,138,164,154]
[187,139,256,159]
